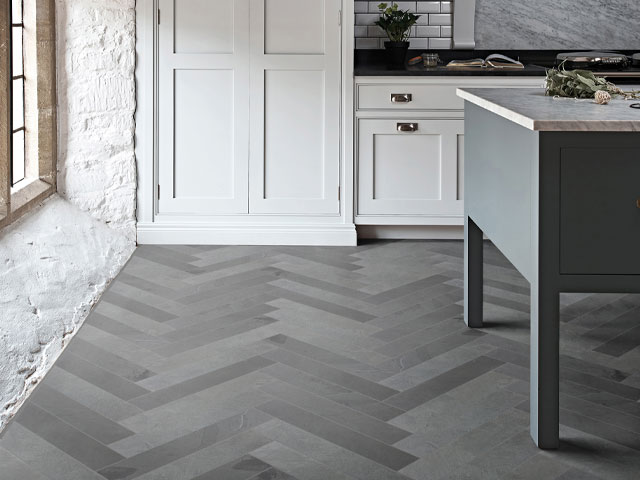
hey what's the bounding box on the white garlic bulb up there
[594,90,611,105]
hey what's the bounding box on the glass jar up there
[422,53,440,68]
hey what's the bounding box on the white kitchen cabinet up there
[155,0,343,221]
[249,0,341,215]
[358,118,464,217]
[157,0,250,215]
[355,77,544,228]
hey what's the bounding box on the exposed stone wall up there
[55,0,137,241]
[0,197,135,431]
[0,0,137,431]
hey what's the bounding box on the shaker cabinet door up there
[157,0,250,215]
[248,0,342,215]
[560,147,640,275]
[357,119,464,217]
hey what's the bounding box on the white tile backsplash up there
[354,1,453,49]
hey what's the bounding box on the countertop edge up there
[456,88,536,130]
[456,89,640,132]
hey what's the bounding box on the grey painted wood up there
[464,102,539,282]
[560,142,640,275]
[464,216,484,328]
[464,100,640,450]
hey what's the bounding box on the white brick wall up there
[55,0,137,242]
[0,0,137,432]
[355,1,453,49]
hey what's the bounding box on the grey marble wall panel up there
[475,0,640,50]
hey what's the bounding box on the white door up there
[249,0,342,215]
[358,119,464,216]
[158,0,250,215]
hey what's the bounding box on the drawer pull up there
[637,199,640,209]
[391,93,412,103]
[397,122,418,132]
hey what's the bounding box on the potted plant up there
[375,2,420,69]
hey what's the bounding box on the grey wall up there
[475,0,640,50]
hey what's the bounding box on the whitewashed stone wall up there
[0,0,137,431]
[56,0,137,241]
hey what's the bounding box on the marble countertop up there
[457,87,640,132]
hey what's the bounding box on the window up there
[11,0,25,186]
[0,0,56,229]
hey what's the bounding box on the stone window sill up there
[0,179,54,230]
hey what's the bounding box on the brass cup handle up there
[397,122,418,132]
[391,93,412,103]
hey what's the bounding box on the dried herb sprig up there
[545,63,640,100]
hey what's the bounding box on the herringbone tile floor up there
[1,241,639,479]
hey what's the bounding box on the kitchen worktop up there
[354,49,551,77]
[355,64,548,77]
[458,87,640,131]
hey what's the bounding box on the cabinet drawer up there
[560,147,640,275]
[357,84,463,111]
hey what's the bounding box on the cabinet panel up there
[158,0,249,215]
[264,70,325,199]
[560,147,640,275]
[265,0,325,54]
[174,0,234,54]
[373,134,441,200]
[174,70,234,199]
[249,0,341,215]
[358,119,464,216]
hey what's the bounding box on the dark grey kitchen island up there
[458,87,640,449]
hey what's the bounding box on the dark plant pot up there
[384,41,410,70]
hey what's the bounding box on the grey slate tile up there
[130,355,275,410]
[101,291,178,322]
[269,286,376,323]
[257,400,418,471]
[65,337,156,382]
[30,384,135,445]
[0,423,108,480]
[189,455,272,480]
[250,441,356,480]
[561,367,640,401]
[259,380,411,444]
[371,304,464,342]
[365,274,450,305]
[56,352,150,400]
[264,334,390,381]
[262,348,398,401]
[16,403,125,471]
[385,356,504,411]
[98,410,271,480]
[248,467,300,480]
[376,329,486,374]
[152,315,279,357]
[594,324,640,358]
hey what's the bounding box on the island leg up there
[530,281,560,449]
[464,215,483,328]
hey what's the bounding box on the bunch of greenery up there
[545,63,640,100]
[375,2,420,43]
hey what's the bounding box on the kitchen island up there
[458,87,640,449]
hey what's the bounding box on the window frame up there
[0,0,57,230]
[11,0,26,187]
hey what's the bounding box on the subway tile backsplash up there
[355,1,453,50]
